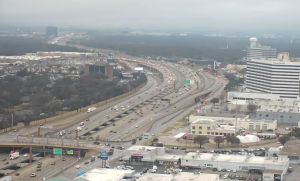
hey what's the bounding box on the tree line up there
[0,71,147,129]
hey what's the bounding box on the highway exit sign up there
[53,148,62,155]
[67,150,73,155]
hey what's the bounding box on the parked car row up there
[221,174,262,181]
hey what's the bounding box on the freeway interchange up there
[0,58,225,180]
[2,59,222,146]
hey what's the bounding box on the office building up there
[46,26,58,37]
[84,63,114,78]
[247,37,277,60]
[246,58,300,99]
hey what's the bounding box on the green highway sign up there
[184,80,190,84]
[67,150,73,155]
[53,148,62,155]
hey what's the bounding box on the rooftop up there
[136,173,173,181]
[173,172,219,181]
[76,168,134,181]
[192,119,214,124]
[182,152,288,166]
[280,141,300,156]
[127,145,157,151]
[137,172,219,181]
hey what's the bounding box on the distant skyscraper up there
[247,37,276,60]
[46,26,58,37]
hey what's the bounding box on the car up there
[213,168,218,171]
[85,161,89,164]
[51,162,55,165]
[50,155,55,158]
[93,141,100,145]
[30,173,36,177]
[37,165,41,168]
[135,125,138,128]
[218,168,222,172]
[36,168,41,171]
[37,161,42,165]
[24,153,28,157]
[2,158,6,161]
[227,169,231,172]
[4,162,9,165]
[76,165,81,169]
[62,158,66,161]
[15,173,20,176]
[233,169,236,172]
[104,165,110,168]
[222,169,227,172]
[223,174,228,179]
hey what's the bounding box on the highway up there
[10,61,172,138]
[9,155,78,181]
[43,61,185,140]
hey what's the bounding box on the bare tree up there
[247,104,258,113]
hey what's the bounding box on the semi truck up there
[87,107,97,113]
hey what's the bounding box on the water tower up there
[249,37,257,48]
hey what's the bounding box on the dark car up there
[50,155,55,158]
[4,162,9,165]
[222,169,227,172]
[93,141,100,145]
[37,165,41,168]
[85,161,89,164]
[213,168,218,171]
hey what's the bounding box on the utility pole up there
[29,147,32,163]
[11,113,14,128]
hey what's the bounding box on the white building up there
[246,58,300,99]
[136,172,219,181]
[180,152,289,181]
[247,37,277,60]
[75,168,135,181]
[121,145,166,165]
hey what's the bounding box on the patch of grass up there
[173,122,184,126]
[162,126,174,134]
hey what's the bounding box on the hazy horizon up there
[1,0,299,33]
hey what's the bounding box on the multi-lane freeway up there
[0,39,227,180]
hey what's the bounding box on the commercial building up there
[46,26,58,37]
[246,58,300,99]
[76,168,135,181]
[247,37,277,60]
[188,115,277,134]
[119,145,290,181]
[181,152,289,181]
[121,145,166,165]
[137,172,219,181]
[84,63,114,77]
[238,118,277,131]
[190,119,236,136]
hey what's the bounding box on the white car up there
[76,165,81,169]
[30,173,36,177]
[23,153,28,157]
[223,174,228,179]
[135,125,138,128]
[233,169,236,173]
[227,169,231,172]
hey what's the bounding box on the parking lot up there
[280,164,300,181]
[9,155,78,181]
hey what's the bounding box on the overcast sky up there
[0,0,299,32]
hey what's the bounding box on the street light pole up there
[11,113,14,128]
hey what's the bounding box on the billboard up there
[100,152,108,159]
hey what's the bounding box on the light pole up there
[31,134,34,143]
